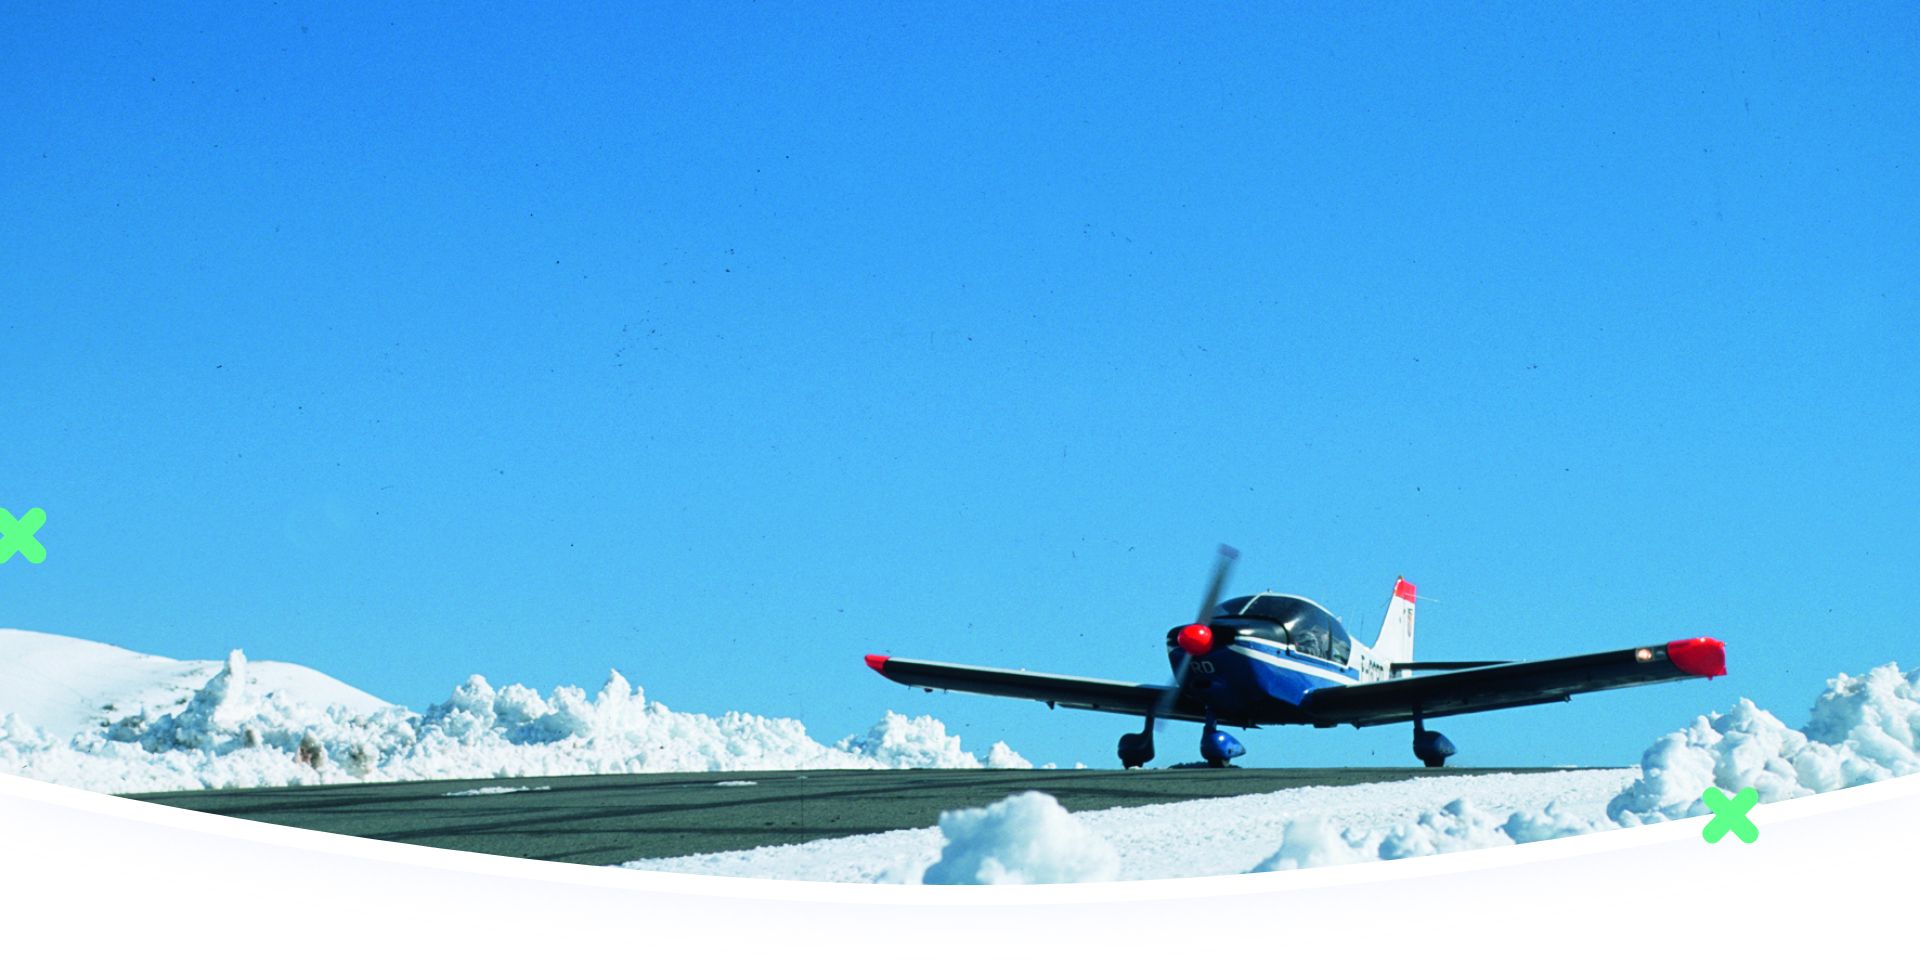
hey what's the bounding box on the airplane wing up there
[863,654,1211,722]
[1299,637,1726,728]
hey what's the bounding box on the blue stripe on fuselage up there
[1170,639,1362,724]
[1205,639,1359,720]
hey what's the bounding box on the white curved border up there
[3,770,1914,958]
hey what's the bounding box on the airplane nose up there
[1177,623,1214,656]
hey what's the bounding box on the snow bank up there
[0,647,1030,794]
[833,712,1031,770]
[630,770,1635,882]
[920,791,1120,885]
[1248,798,1602,871]
[1607,662,1920,824]
[0,629,391,738]
[1244,817,1369,871]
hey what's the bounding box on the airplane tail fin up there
[1373,577,1417,667]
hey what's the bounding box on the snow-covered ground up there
[7,628,1917,883]
[0,629,1027,793]
[627,769,1635,883]
[624,658,1920,882]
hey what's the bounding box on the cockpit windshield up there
[1212,594,1352,664]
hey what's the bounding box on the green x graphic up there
[1701,786,1759,844]
[0,507,47,564]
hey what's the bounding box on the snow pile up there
[984,742,1032,769]
[1501,801,1610,843]
[1248,798,1606,871]
[442,785,549,797]
[0,715,54,758]
[1249,800,1507,869]
[1244,817,1369,872]
[832,711,1031,769]
[0,639,1030,794]
[104,650,381,757]
[0,629,390,738]
[920,791,1120,885]
[1608,662,1920,824]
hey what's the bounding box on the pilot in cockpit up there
[1288,619,1330,660]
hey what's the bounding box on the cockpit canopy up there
[1212,593,1354,664]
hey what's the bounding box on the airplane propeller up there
[1153,544,1238,732]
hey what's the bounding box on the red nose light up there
[1666,637,1726,678]
[1177,623,1214,656]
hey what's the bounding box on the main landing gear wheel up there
[1413,714,1456,768]
[1118,722,1156,769]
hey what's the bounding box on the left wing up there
[863,654,1211,722]
[1301,637,1726,727]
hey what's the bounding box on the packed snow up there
[627,769,1634,882]
[0,630,1030,793]
[441,785,551,797]
[627,659,1920,882]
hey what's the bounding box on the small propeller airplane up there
[864,546,1726,769]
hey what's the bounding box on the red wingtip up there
[1666,637,1727,678]
[1394,578,1417,603]
[864,654,890,673]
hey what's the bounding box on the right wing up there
[863,654,1208,722]
[1301,637,1727,728]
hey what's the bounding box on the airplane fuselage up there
[1166,592,1402,727]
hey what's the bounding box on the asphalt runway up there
[128,766,1577,866]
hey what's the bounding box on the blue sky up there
[4,2,1916,768]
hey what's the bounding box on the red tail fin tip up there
[1394,578,1417,603]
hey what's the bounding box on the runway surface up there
[127,766,1578,866]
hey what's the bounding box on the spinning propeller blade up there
[1197,544,1238,625]
[1154,544,1238,730]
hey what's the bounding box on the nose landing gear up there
[1200,710,1245,768]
